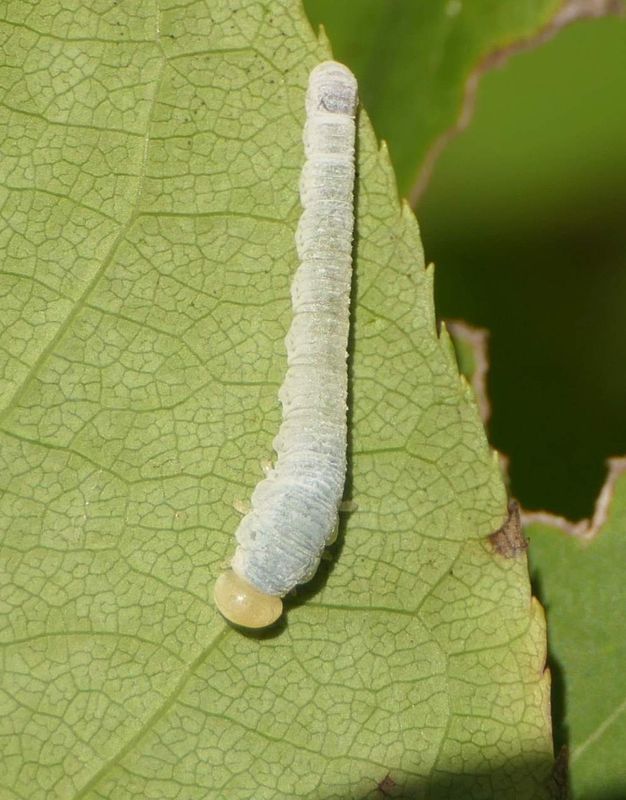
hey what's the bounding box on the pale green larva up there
[214,61,358,629]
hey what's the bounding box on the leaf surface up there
[0,2,551,798]
[527,465,626,800]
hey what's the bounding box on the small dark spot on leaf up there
[377,772,397,796]
[489,500,527,558]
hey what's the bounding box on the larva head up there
[307,61,358,117]
[214,570,283,629]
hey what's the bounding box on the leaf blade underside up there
[0,1,552,798]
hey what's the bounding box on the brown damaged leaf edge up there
[489,500,528,558]
[410,0,624,205]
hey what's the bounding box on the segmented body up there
[214,61,357,626]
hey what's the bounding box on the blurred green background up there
[304,3,626,521]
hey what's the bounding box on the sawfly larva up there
[214,61,358,628]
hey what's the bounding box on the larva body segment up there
[214,62,357,628]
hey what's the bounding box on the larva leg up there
[325,500,356,546]
[233,499,250,516]
[260,459,274,476]
[325,522,340,546]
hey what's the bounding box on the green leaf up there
[0,1,552,797]
[416,15,626,520]
[527,462,626,800]
[303,0,623,197]
[447,298,626,798]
